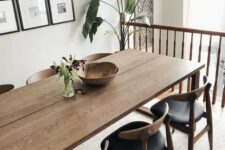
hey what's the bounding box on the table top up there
[0,49,204,150]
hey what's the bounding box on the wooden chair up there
[101,103,173,150]
[26,68,56,85]
[83,53,112,62]
[0,84,14,94]
[150,76,213,150]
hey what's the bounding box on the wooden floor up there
[74,93,225,150]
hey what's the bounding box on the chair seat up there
[101,121,167,150]
[150,97,205,124]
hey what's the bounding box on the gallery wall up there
[0,0,119,87]
[0,0,170,88]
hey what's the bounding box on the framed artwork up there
[0,0,19,35]
[48,0,75,25]
[17,0,50,30]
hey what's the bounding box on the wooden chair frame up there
[83,53,112,62]
[26,68,56,85]
[108,103,173,150]
[161,76,213,150]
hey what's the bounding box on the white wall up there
[184,0,225,31]
[162,0,183,26]
[0,0,119,87]
[153,0,163,24]
[154,0,183,26]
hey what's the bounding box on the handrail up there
[125,22,225,37]
[124,22,225,107]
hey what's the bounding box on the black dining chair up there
[0,84,14,94]
[150,76,213,150]
[101,103,173,150]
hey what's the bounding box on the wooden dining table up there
[0,49,204,150]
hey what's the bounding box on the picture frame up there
[17,0,50,30]
[48,0,75,25]
[0,0,19,35]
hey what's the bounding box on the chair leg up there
[188,129,194,150]
[208,125,213,150]
[188,102,195,150]
[208,116,213,150]
[205,82,213,150]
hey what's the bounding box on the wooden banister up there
[124,22,225,107]
[125,22,225,36]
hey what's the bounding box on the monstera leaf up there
[82,0,101,39]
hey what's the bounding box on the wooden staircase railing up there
[124,22,225,107]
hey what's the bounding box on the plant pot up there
[63,79,75,98]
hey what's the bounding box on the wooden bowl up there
[78,62,119,85]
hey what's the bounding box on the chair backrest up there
[119,103,169,141]
[170,76,211,102]
[26,68,56,85]
[0,84,14,94]
[83,53,112,63]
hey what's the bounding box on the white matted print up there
[0,0,19,35]
[49,0,75,25]
[17,0,50,30]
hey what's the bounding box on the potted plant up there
[82,0,150,51]
[51,55,86,98]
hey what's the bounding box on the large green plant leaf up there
[124,0,136,14]
[89,17,103,42]
[82,0,100,39]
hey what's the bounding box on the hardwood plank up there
[0,53,204,150]
[0,77,64,128]
[95,49,160,73]
[0,49,159,128]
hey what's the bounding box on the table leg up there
[191,71,200,90]
[137,72,200,117]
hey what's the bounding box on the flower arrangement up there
[51,55,86,98]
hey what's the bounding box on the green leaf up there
[82,0,101,39]
[124,0,136,14]
[89,17,103,42]
[59,63,65,78]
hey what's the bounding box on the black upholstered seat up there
[150,76,213,150]
[100,121,167,150]
[150,97,205,124]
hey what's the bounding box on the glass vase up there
[63,79,74,98]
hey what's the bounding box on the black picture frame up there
[17,0,50,31]
[48,0,75,25]
[0,0,19,35]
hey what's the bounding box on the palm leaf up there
[89,17,103,42]
[82,0,101,39]
[124,0,136,14]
